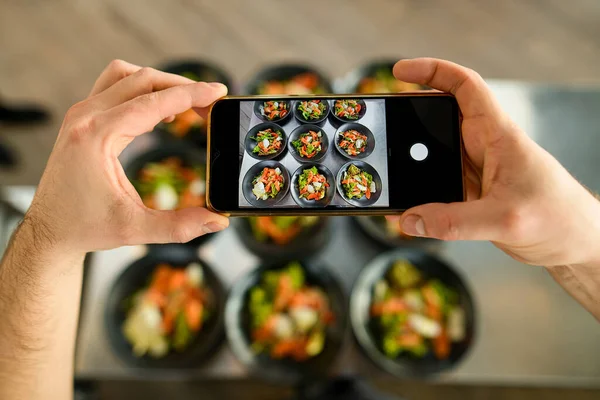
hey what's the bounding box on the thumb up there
[135,207,229,244]
[399,200,503,241]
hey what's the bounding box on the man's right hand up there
[390,58,600,320]
[391,58,600,268]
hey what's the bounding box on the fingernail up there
[402,214,426,236]
[202,222,226,234]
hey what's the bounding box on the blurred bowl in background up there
[350,248,475,377]
[225,259,347,383]
[105,245,225,369]
[353,216,438,248]
[340,60,429,94]
[155,59,235,148]
[123,144,216,248]
[245,64,333,95]
[233,216,331,260]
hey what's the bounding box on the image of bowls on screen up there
[233,216,331,260]
[330,99,367,124]
[290,164,335,208]
[245,64,332,95]
[350,249,475,377]
[354,216,438,248]
[105,246,225,369]
[225,260,346,383]
[155,59,234,147]
[288,124,329,163]
[253,99,293,125]
[293,99,330,125]
[244,122,287,160]
[336,161,382,207]
[242,161,290,207]
[334,122,375,159]
[124,145,215,247]
[342,60,428,94]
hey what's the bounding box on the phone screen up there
[208,95,463,214]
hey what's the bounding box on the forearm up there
[0,216,85,400]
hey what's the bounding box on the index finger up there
[392,58,501,119]
[97,81,227,137]
[89,59,141,97]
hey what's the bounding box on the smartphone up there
[207,93,464,216]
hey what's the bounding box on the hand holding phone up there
[207,93,464,216]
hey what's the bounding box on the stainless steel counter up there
[3,81,600,388]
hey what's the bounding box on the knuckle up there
[67,117,93,143]
[501,204,530,240]
[64,101,87,121]
[136,66,156,79]
[107,59,128,73]
[170,225,195,244]
[437,213,461,241]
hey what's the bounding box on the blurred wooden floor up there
[1,1,600,397]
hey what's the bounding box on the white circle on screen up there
[410,143,428,161]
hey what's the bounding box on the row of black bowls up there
[242,160,382,208]
[252,99,368,126]
[105,245,475,382]
[151,58,425,151]
[245,121,375,162]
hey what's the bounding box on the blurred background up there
[1,1,600,399]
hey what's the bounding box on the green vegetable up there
[249,217,268,242]
[387,260,422,289]
[299,216,319,227]
[273,216,299,230]
[406,342,428,358]
[306,330,325,356]
[172,312,193,352]
[181,71,201,81]
[427,279,459,315]
[380,313,407,332]
[342,164,374,200]
[286,261,305,290]
[382,334,402,358]
[134,162,187,198]
[249,287,273,328]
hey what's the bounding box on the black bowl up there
[244,122,287,160]
[225,260,347,383]
[245,64,332,95]
[353,216,438,248]
[158,59,234,90]
[287,124,329,163]
[293,99,330,125]
[123,145,216,248]
[155,59,235,148]
[105,245,225,369]
[341,59,429,94]
[233,217,331,260]
[350,249,476,377]
[241,161,290,207]
[330,99,367,124]
[334,122,375,159]
[290,164,335,208]
[253,99,293,125]
[336,161,383,207]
